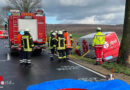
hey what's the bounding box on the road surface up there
[0,39,105,90]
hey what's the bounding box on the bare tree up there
[6,0,42,12]
[118,0,130,67]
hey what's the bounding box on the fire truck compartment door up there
[18,19,38,41]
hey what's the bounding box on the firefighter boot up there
[20,59,24,64]
[25,59,31,67]
[63,56,67,62]
[27,60,31,65]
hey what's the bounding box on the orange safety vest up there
[64,32,72,48]
[17,34,22,48]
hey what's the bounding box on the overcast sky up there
[0,0,126,24]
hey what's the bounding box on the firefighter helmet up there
[58,31,63,35]
[96,27,102,32]
[25,28,30,32]
[52,32,56,36]
[70,34,72,37]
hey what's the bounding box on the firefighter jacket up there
[64,32,72,48]
[48,36,58,49]
[92,32,105,46]
[57,35,66,50]
[17,34,22,48]
[21,35,34,52]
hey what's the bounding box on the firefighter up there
[48,32,58,61]
[57,31,66,62]
[63,30,72,60]
[92,27,105,65]
[18,31,24,64]
[21,29,34,66]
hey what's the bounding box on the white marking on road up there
[68,60,106,78]
[56,66,80,71]
[7,53,10,61]
[78,77,97,81]
[0,53,10,62]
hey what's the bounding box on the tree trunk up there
[118,0,130,67]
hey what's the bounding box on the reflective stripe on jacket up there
[21,35,34,52]
[57,37,66,50]
[92,32,105,46]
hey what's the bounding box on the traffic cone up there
[108,68,115,80]
[0,75,5,86]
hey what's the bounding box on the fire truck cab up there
[8,10,46,54]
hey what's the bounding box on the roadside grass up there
[72,33,86,39]
[70,53,130,76]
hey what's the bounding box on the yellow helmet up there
[58,31,63,35]
[52,32,56,36]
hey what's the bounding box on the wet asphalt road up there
[0,39,105,90]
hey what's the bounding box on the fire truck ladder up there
[12,16,18,45]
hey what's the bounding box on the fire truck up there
[8,10,46,54]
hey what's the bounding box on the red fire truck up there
[8,10,46,54]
